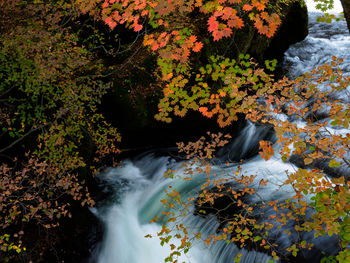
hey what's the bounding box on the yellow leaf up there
[304,158,313,165]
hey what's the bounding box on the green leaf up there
[329,159,340,168]
[253,236,261,242]
[342,233,350,242]
[234,253,243,263]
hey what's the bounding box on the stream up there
[90,5,350,263]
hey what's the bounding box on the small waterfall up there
[92,3,349,263]
[93,140,286,263]
[215,121,274,162]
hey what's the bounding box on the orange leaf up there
[199,107,208,113]
[102,1,109,8]
[243,4,253,11]
[193,42,203,52]
[254,2,266,11]
[134,24,143,32]
[228,17,244,29]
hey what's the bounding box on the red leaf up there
[228,17,244,29]
[102,1,109,8]
[208,16,219,32]
[193,42,203,52]
[134,24,143,32]
[243,4,253,11]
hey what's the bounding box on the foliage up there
[101,0,349,261]
[155,54,277,126]
[0,0,348,262]
[94,0,350,260]
[312,0,345,23]
[101,0,282,97]
[149,57,350,262]
[0,1,120,260]
[101,0,281,39]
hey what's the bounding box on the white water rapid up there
[91,4,349,263]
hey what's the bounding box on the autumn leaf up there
[254,2,266,11]
[199,107,208,114]
[193,42,203,52]
[208,16,219,33]
[304,158,313,165]
[243,4,253,11]
[102,1,109,8]
[259,140,274,161]
[228,17,244,29]
[134,24,143,31]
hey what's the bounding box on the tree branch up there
[0,124,50,154]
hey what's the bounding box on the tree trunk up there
[340,0,350,33]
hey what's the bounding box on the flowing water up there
[91,7,350,263]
